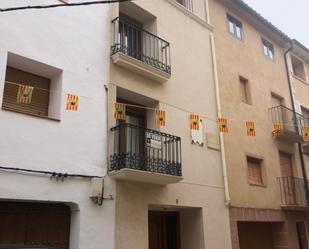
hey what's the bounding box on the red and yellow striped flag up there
[114,103,126,120]
[66,94,79,111]
[218,117,228,133]
[156,109,166,126]
[272,123,283,137]
[17,84,34,104]
[302,126,309,142]
[246,121,256,137]
[190,114,200,130]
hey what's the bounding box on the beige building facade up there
[107,1,232,249]
[208,0,309,248]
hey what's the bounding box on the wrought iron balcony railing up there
[278,177,308,207]
[269,105,304,142]
[110,123,182,177]
[111,17,171,74]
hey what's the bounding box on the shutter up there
[247,157,263,185]
[2,67,50,117]
[279,152,294,177]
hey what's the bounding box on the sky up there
[243,0,309,48]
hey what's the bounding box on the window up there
[175,0,193,11]
[262,39,274,60]
[291,55,307,82]
[2,52,62,120]
[247,156,264,186]
[227,15,243,40]
[301,106,309,126]
[2,67,50,117]
[239,76,251,104]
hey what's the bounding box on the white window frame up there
[262,38,274,61]
[227,14,243,40]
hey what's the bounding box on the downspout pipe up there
[210,33,231,206]
[284,42,309,205]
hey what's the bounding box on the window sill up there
[167,0,213,31]
[228,32,244,42]
[292,74,308,85]
[249,182,267,188]
[241,100,252,106]
[2,106,61,122]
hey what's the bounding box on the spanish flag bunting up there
[114,103,126,120]
[17,84,34,104]
[218,117,228,133]
[190,114,200,130]
[156,109,166,126]
[246,121,256,137]
[302,126,309,142]
[66,94,79,111]
[272,123,283,138]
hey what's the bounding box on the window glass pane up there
[228,21,234,34]
[268,49,273,60]
[236,25,242,39]
[263,45,268,56]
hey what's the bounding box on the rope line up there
[3,81,308,127]
[0,0,132,12]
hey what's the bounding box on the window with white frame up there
[175,0,193,11]
[227,14,243,40]
[262,39,274,60]
[291,55,307,82]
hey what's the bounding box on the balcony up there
[109,123,182,184]
[111,17,171,83]
[278,177,309,210]
[269,105,304,143]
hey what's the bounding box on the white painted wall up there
[0,1,115,249]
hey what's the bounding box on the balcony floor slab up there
[111,52,171,83]
[109,168,183,185]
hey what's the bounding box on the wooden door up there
[297,222,309,249]
[0,202,70,249]
[149,211,181,249]
[118,102,146,170]
[149,212,165,249]
[279,152,296,205]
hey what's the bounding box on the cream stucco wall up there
[108,0,232,249]
[208,0,303,209]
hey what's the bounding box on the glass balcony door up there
[119,13,142,60]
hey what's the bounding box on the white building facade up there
[0,1,115,249]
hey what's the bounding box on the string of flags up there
[113,102,309,140]
[17,84,34,104]
[190,114,200,130]
[9,81,309,140]
[66,94,79,111]
[246,121,256,137]
[156,109,166,126]
[12,83,80,111]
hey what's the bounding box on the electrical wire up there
[0,165,103,179]
[0,0,132,12]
